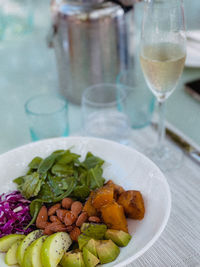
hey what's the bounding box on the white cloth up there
[126,126,200,267]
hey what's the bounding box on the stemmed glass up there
[140,0,186,171]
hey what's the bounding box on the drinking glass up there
[81,83,131,144]
[140,0,186,171]
[25,94,69,141]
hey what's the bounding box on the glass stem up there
[157,100,166,150]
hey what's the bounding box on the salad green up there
[13,150,105,228]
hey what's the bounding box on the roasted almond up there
[36,206,48,229]
[71,201,83,217]
[76,212,88,227]
[62,198,73,209]
[64,211,77,226]
[56,209,68,222]
[48,203,61,216]
[69,227,81,242]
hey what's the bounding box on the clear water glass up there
[81,83,131,144]
[25,94,69,141]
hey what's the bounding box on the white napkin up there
[185,30,200,68]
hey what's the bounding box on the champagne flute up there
[140,0,186,171]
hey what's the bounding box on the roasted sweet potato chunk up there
[101,201,128,233]
[105,180,125,200]
[92,185,114,210]
[83,191,98,217]
[117,190,145,220]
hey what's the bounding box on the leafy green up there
[13,176,24,186]
[13,149,105,227]
[51,163,74,177]
[25,200,42,229]
[56,150,80,165]
[88,166,105,190]
[28,157,43,170]
[81,152,104,169]
[72,185,90,200]
[16,172,43,199]
[38,154,59,174]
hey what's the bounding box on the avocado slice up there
[96,240,120,264]
[60,250,85,267]
[82,247,99,267]
[81,223,107,239]
[17,230,43,266]
[23,235,48,267]
[41,232,72,267]
[105,229,131,247]
[0,234,25,252]
[78,234,91,250]
[5,240,22,266]
[84,239,98,257]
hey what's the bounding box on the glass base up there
[144,144,184,172]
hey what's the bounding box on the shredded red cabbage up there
[0,191,35,237]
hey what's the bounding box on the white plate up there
[0,137,171,267]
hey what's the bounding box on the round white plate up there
[0,137,171,267]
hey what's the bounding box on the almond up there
[48,203,61,216]
[76,212,88,227]
[71,201,83,217]
[69,227,81,242]
[62,198,73,209]
[36,206,48,229]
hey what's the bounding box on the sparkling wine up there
[140,43,186,99]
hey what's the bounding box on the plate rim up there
[0,136,171,266]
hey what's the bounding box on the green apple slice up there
[17,230,43,266]
[0,234,25,252]
[41,232,72,267]
[23,235,48,267]
[5,240,22,266]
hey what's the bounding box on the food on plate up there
[60,250,85,267]
[5,240,22,266]
[105,180,125,199]
[78,234,91,250]
[81,223,107,240]
[0,234,25,253]
[95,239,120,264]
[0,191,34,238]
[105,229,131,247]
[101,201,128,233]
[118,190,145,220]
[22,235,47,267]
[41,232,72,267]
[84,238,99,258]
[83,191,98,217]
[91,185,114,210]
[17,230,43,266]
[83,247,100,267]
[0,148,145,266]
[13,150,105,228]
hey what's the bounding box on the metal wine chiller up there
[49,0,135,105]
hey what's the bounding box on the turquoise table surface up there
[0,0,200,154]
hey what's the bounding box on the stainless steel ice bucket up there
[50,0,132,104]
